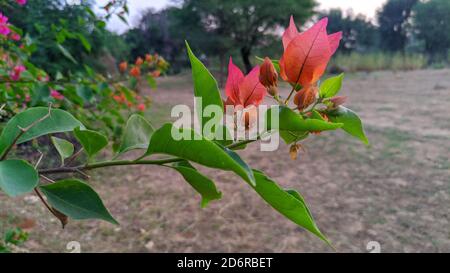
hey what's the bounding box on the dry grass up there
[1,69,450,252]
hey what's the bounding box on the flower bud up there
[130,66,141,78]
[135,57,144,66]
[145,54,153,63]
[119,61,128,73]
[259,57,278,88]
[329,96,347,108]
[294,85,318,111]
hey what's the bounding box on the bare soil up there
[1,69,450,253]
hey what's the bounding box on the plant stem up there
[284,85,297,105]
[38,139,258,175]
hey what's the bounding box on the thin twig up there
[64,148,84,166]
[34,151,44,169]
[40,175,56,184]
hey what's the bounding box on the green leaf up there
[328,106,369,145]
[145,123,255,186]
[77,33,91,52]
[185,41,224,137]
[320,74,344,98]
[76,85,93,103]
[0,107,84,157]
[31,84,50,106]
[280,131,309,144]
[170,161,222,208]
[0,160,39,197]
[250,170,330,245]
[56,44,77,64]
[146,75,157,89]
[74,128,108,158]
[51,137,74,163]
[39,179,118,225]
[267,106,343,133]
[118,114,154,155]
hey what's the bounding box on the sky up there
[96,0,387,34]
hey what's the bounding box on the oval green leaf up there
[170,161,222,208]
[0,160,39,197]
[186,41,224,136]
[267,106,343,133]
[51,136,74,163]
[39,179,118,225]
[74,128,108,158]
[146,123,255,186]
[0,107,84,157]
[328,106,369,145]
[320,73,344,98]
[118,114,154,155]
[251,170,330,245]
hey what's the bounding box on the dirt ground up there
[1,69,450,253]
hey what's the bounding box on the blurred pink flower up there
[10,32,20,41]
[16,0,27,6]
[0,13,11,36]
[50,89,64,100]
[10,65,26,81]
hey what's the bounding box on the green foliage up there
[251,170,329,244]
[51,136,74,164]
[0,159,38,197]
[377,0,418,52]
[330,52,427,72]
[145,123,256,186]
[413,0,450,58]
[0,228,29,253]
[320,9,378,53]
[0,108,83,157]
[267,106,343,133]
[74,128,108,158]
[170,161,222,208]
[328,106,369,145]
[186,42,224,137]
[118,114,154,155]
[320,74,344,98]
[40,179,118,225]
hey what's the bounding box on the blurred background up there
[4,0,450,78]
[1,0,450,253]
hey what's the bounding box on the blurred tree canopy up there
[1,0,128,76]
[126,0,316,75]
[376,0,418,52]
[319,9,378,54]
[413,0,450,59]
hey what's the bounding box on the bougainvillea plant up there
[0,0,168,145]
[0,3,368,249]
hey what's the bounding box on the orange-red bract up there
[259,57,278,88]
[119,61,128,73]
[294,85,318,111]
[280,17,342,87]
[225,57,266,108]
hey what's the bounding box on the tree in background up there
[172,0,316,73]
[377,0,418,52]
[1,0,128,76]
[319,9,377,54]
[413,0,450,60]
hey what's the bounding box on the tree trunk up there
[240,47,252,73]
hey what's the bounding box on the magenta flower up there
[16,0,27,6]
[50,90,64,100]
[0,13,11,36]
[10,65,26,81]
[10,33,20,41]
